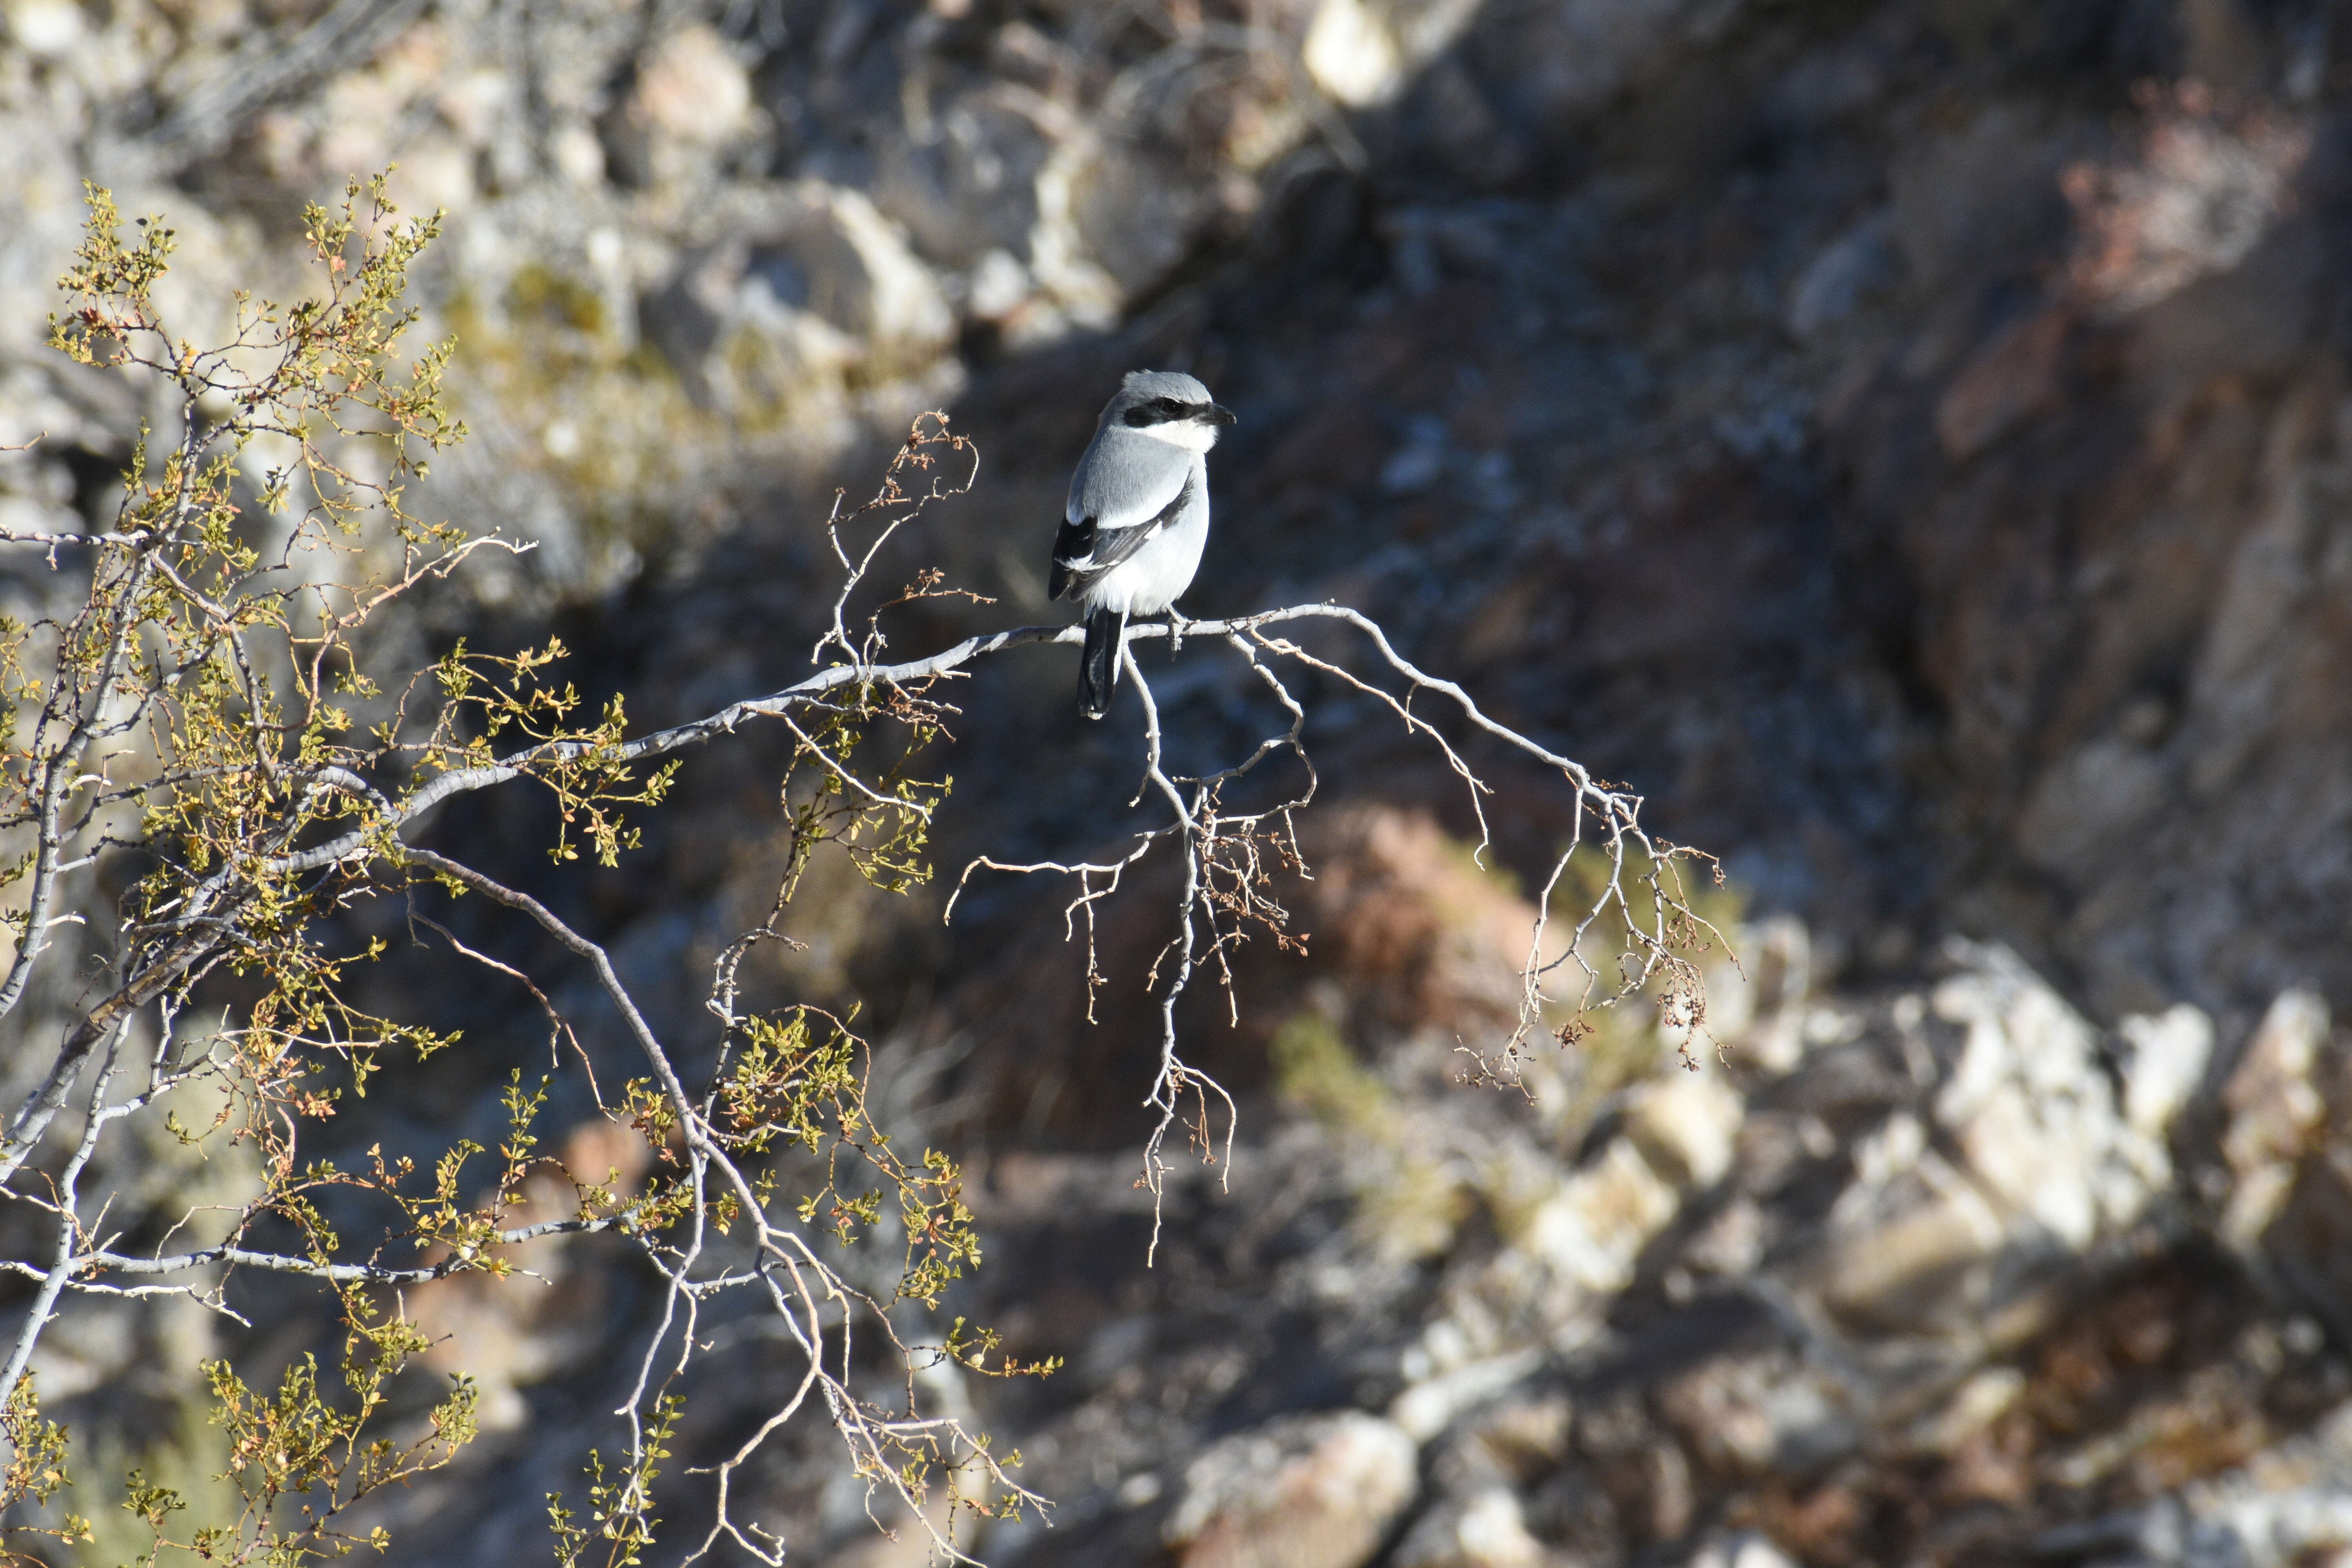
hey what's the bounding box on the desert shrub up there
[0,177,1722,1565]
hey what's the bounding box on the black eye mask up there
[1123,397,1198,427]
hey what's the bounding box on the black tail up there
[1078,607,1125,720]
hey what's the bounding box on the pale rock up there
[0,361,127,457]
[2223,989,2328,1172]
[2119,1003,2217,1137]
[1680,1195,1767,1279]
[3,0,83,59]
[0,113,92,353]
[1026,141,1125,327]
[549,120,607,187]
[608,25,756,189]
[2064,108,2312,317]
[2220,988,2329,1249]
[1814,1136,2005,1332]
[1450,1396,1573,1479]
[1392,1486,1548,1568]
[1410,1316,1479,1381]
[1392,1347,1544,1441]
[779,185,956,358]
[1951,1079,2102,1247]
[1624,1070,1744,1191]
[1740,1009,1807,1074]
[1304,0,1404,106]
[1684,1532,1799,1568]
[1164,1411,1418,1568]
[582,225,641,352]
[1809,944,2176,1334]
[1523,1137,1682,1298]
[1304,0,1481,108]
[386,132,478,217]
[1701,952,1757,1040]
[436,67,514,147]
[0,451,68,517]
[2180,391,2341,803]
[989,20,1078,97]
[630,25,752,145]
[313,78,400,183]
[995,293,1076,350]
[1854,1110,1927,1186]
[296,22,453,182]
[965,248,1033,321]
[1900,1366,2026,1455]
[243,109,311,184]
[643,183,951,403]
[1932,940,2171,1241]
[1802,1004,1865,1045]
[1933,942,2096,1115]
[1710,916,1808,1057]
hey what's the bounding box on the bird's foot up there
[1167,607,1191,659]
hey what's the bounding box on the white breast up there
[1080,462,1210,617]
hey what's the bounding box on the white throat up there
[1134,420,1221,455]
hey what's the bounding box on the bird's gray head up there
[1101,370,1237,452]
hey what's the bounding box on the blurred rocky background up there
[10,0,2352,1564]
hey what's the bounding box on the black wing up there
[1047,515,1094,601]
[1048,472,1196,602]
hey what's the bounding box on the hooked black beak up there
[1203,403,1238,426]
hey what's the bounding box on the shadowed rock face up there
[13,1,2352,1566]
[837,14,2352,1051]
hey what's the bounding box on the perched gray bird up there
[1049,370,1237,719]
